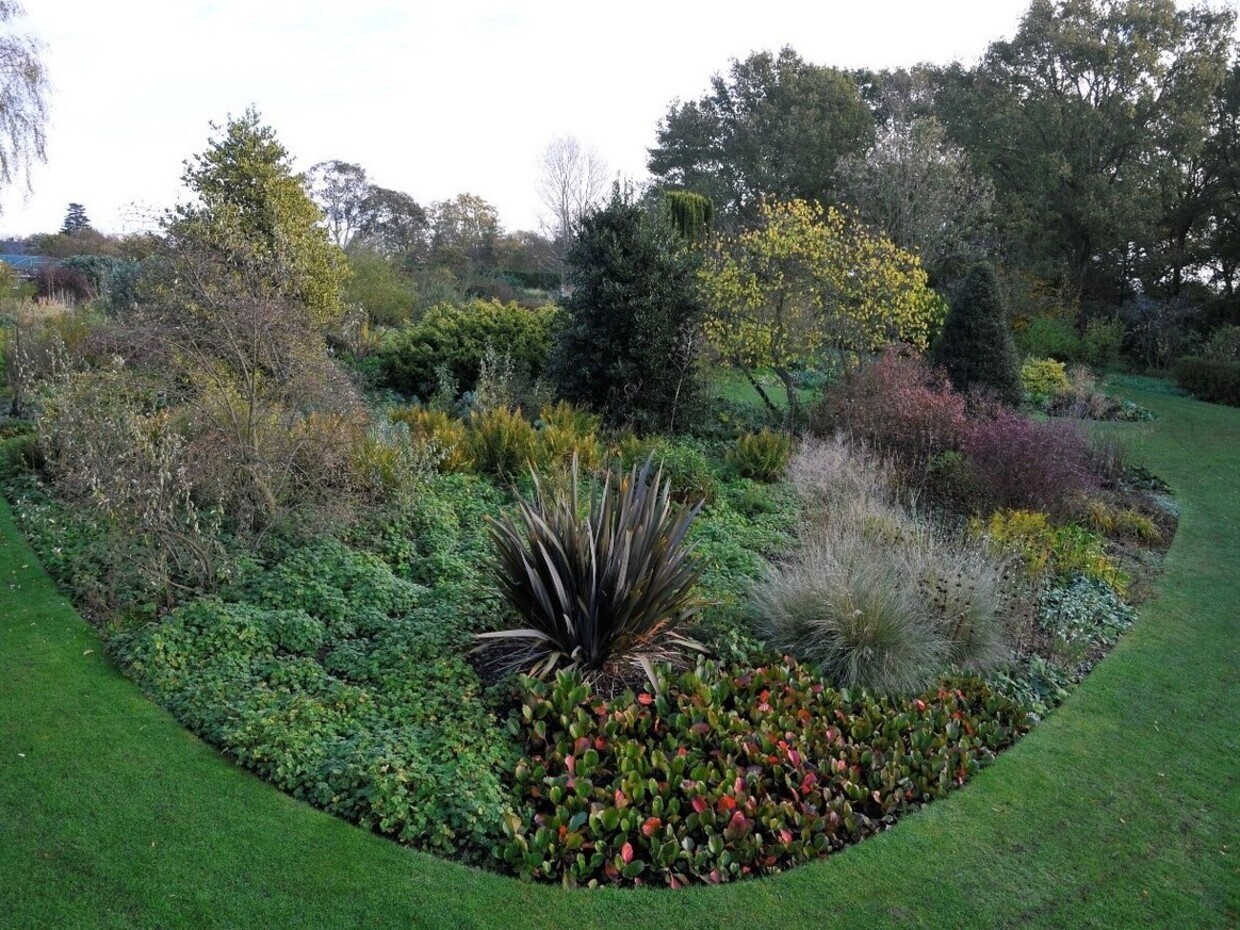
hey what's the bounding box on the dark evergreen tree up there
[60,202,91,234]
[931,262,1021,404]
[549,186,703,432]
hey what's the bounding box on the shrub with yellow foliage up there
[699,199,942,421]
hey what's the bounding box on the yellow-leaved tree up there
[699,198,941,421]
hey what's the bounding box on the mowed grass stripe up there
[1,384,1236,929]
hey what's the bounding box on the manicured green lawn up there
[2,383,1236,929]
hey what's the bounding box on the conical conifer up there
[931,263,1021,404]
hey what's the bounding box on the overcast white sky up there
[0,1,1111,237]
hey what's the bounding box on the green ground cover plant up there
[498,663,1026,887]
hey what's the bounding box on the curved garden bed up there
[2,383,1236,928]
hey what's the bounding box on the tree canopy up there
[144,111,357,534]
[172,108,350,327]
[835,117,994,287]
[0,0,48,199]
[60,202,91,234]
[648,47,873,222]
[699,199,940,420]
[550,185,704,432]
[936,0,1235,302]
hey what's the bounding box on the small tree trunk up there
[741,367,780,417]
[776,367,797,430]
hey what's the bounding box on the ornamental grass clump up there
[389,406,473,472]
[467,406,541,477]
[535,401,603,472]
[754,527,943,694]
[479,457,706,686]
[758,437,1014,692]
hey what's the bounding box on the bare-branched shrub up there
[140,226,366,537]
[812,347,968,481]
[471,345,518,414]
[37,364,224,603]
[962,409,1098,516]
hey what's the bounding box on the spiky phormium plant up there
[478,457,705,687]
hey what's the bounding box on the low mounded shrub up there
[115,539,515,859]
[971,509,1127,594]
[962,410,1098,516]
[497,662,1028,887]
[1045,366,1154,422]
[376,299,557,399]
[1016,315,1082,363]
[1020,357,1070,406]
[616,436,720,504]
[1202,324,1240,363]
[811,349,968,479]
[1038,576,1136,659]
[1175,356,1240,406]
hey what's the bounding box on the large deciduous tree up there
[427,192,501,278]
[648,47,874,222]
[355,186,428,259]
[1198,65,1240,298]
[549,185,704,432]
[305,160,370,248]
[698,199,939,422]
[536,135,608,269]
[835,117,995,287]
[305,160,428,259]
[936,0,1235,303]
[0,0,48,199]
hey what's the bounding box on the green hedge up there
[1175,356,1240,406]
